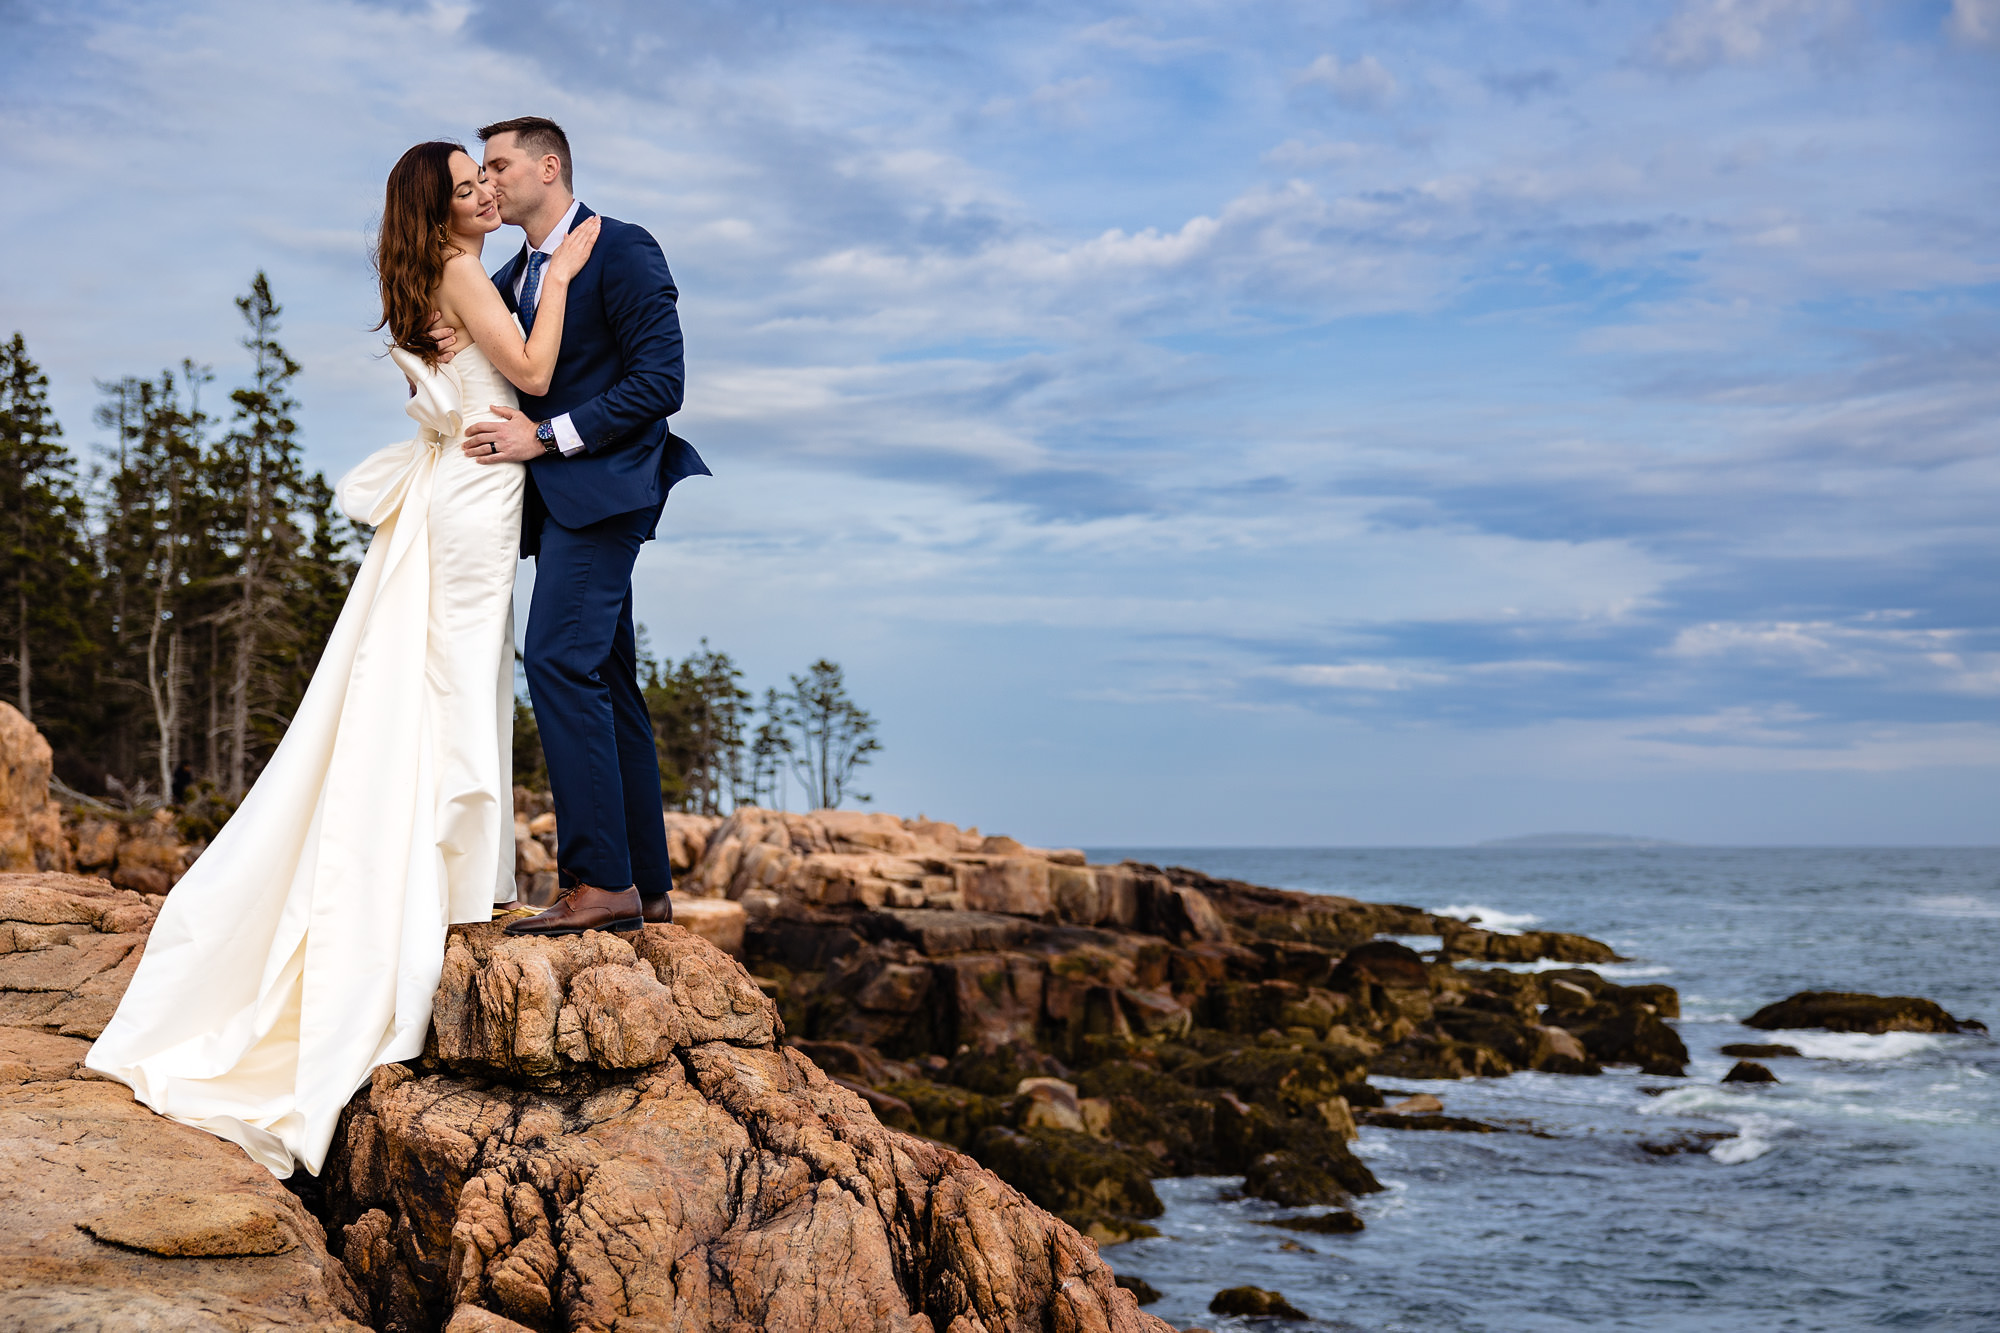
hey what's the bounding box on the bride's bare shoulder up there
[437,251,501,306]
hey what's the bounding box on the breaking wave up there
[1430,903,1541,934]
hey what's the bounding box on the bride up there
[86,141,598,1178]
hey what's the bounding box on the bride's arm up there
[436,218,600,396]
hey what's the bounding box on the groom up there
[460,116,710,935]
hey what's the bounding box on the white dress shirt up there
[514,198,586,457]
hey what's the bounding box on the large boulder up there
[0,871,1170,1333]
[0,705,72,873]
[330,922,1172,1333]
[1436,922,1619,965]
[1744,991,1981,1035]
[1537,970,1689,1077]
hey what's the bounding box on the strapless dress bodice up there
[448,343,520,429]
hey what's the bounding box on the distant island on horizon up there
[1477,833,1683,848]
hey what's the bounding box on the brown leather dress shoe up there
[502,883,643,936]
[640,893,673,925]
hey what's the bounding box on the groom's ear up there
[540,154,564,187]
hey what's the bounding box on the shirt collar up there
[533,199,584,256]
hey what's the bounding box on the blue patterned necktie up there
[520,250,550,333]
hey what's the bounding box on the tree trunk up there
[228,581,253,799]
[14,587,27,723]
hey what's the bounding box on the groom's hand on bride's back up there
[463,406,544,464]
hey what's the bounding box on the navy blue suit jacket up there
[492,204,709,555]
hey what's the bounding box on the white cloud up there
[1297,52,1400,110]
[1948,0,2000,44]
[5,0,1998,840]
[1644,0,1853,70]
[1669,620,2000,695]
[1264,138,1375,170]
[982,77,1106,125]
[1275,663,1447,690]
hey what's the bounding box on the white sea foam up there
[1378,933,1443,953]
[1429,903,1541,934]
[1635,1088,1790,1162]
[1783,1030,1949,1062]
[1911,894,2000,919]
[1709,1112,1785,1164]
[1457,958,1675,979]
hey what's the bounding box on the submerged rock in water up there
[1360,1110,1508,1132]
[1745,990,1982,1034]
[1257,1210,1365,1234]
[1720,1042,1801,1059]
[1114,1274,1163,1304]
[1210,1285,1310,1319]
[1722,1059,1780,1084]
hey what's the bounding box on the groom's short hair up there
[479,116,572,191]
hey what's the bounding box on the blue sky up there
[5,0,1997,844]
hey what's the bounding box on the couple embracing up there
[85,118,707,1178]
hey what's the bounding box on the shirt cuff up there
[551,413,585,457]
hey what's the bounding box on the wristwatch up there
[535,420,560,456]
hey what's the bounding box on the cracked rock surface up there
[1,873,369,1330]
[329,921,1167,1333]
[0,867,1164,1333]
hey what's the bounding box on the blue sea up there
[1081,847,2000,1333]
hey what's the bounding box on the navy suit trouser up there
[525,504,673,897]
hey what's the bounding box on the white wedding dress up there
[87,342,526,1178]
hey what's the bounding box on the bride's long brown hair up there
[374,140,467,366]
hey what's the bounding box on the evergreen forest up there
[2,277,878,828]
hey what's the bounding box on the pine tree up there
[776,660,880,810]
[0,334,94,735]
[747,688,792,809]
[213,273,306,796]
[94,365,214,799]
[640,637,751,814]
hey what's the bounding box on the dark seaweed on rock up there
[702,813,1698,1229]
[1210,1286,1310,1320]
[1745,991,1983,1035]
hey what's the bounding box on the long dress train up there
[86,344,525,1178]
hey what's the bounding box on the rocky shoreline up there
[1,704,1985,1331]
[635,804,1692,1252]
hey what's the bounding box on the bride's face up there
[446,152,500,238]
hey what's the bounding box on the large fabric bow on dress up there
[337,347,464,527]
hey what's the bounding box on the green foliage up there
[174,780,240,844]
[512,694,549,792]
[0,272,356,806]
[774,658,880,810]
[0,334,95,751]
[639,637,749,814]
[13,280,884,823]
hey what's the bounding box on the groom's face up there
[483,133,557,226]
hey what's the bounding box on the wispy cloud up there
[4,0,1997,842]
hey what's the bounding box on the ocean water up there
[1080,847,2000,1333]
